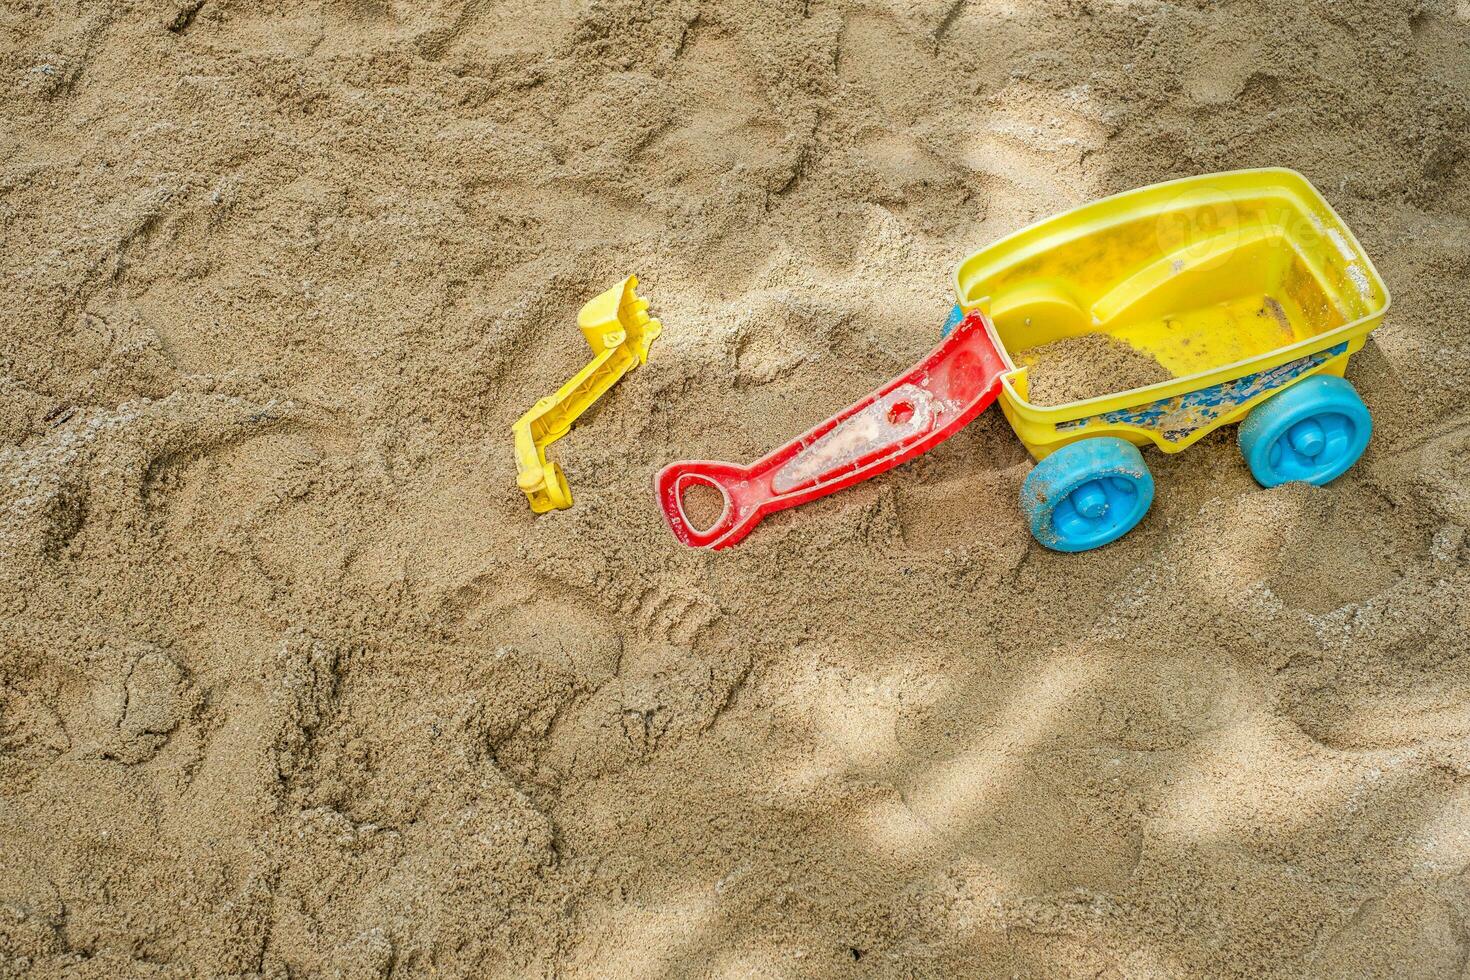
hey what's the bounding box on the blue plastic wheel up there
[1021,438,1155,552]
[941,304,965,338]
[1238,375,1371,488]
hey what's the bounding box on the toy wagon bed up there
[943,168,1390,550]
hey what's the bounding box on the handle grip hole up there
[679,479,728,533]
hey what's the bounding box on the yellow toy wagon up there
[941,168,1390,551]
[656,169,1389,553]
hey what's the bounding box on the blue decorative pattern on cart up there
[1057,342,1349,442]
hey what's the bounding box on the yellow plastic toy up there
[514,276,661,512]
[942,167,1390,551]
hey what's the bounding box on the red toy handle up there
[655,311,1008,550]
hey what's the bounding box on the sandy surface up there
[3,1,1470,977]
[1017,333,1172,406]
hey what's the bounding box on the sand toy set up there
[522,170,1389,553]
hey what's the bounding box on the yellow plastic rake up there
[513,276,661,512]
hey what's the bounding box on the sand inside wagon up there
[1015,332,1174,405]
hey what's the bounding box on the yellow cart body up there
[952,168,1391,459]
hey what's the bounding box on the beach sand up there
[2,0,1469,976]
